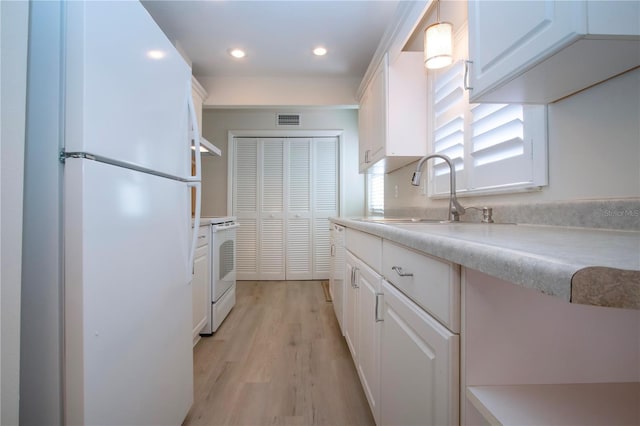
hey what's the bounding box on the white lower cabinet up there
[344,251,359,360]
[380,280,459,426]
[345,250,382,423]
[342,227,460,425]
[192,224,210,346]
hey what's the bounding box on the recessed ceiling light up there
[228,48,246,59]
[313,47,327,56]
[147,50,166,60]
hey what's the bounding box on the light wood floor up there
[183,280,375,426]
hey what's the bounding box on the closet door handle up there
[330,244,335,257]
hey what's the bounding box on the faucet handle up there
[482,207,494,223]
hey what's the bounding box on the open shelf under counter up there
[467,382,640,426]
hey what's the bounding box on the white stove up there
[200,216,237,334]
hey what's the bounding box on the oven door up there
[211,224,237,302]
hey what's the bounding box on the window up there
[367,173,384,217]
[429,60,547,197]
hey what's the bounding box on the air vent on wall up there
[276,113,301,127]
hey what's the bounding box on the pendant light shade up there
[424,0,453,70]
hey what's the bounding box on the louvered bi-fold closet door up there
[233,138,259,280]
[313,137,338,280]
[260,138,286,280]
[233,136,338,281]
[286,139,313,280]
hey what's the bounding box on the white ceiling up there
[142,0,400,80]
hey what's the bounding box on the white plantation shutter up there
[430,60,547,196]
[367,173,384,216]
[432,61,467,195]
[469,104,547,190]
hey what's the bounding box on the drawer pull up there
[392,266,413,277]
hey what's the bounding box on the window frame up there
[366,172,385,217]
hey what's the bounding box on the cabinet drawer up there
[194,244,208,260]
[382,240,460,332]
[346,228,382,273]
[197,225,209,247]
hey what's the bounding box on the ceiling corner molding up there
[192,75,208,100]
[356,0,432,101]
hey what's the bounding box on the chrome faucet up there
[411,154,466,222]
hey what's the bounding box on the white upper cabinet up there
[468,0,640,104]
[359,52,428,174]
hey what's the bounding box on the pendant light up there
[424,0,453,70]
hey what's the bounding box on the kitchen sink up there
[355,217,447,224]
[355,217,515,225]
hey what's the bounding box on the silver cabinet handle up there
[392,266,413,277]
[352,267,359,288]
[375,292,384,322]
[464,60,473,91]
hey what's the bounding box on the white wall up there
[198,76,361,107]
[201,108,364,218]
[0,2,29,424]
[384,63,640,212]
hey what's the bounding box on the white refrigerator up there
[58,2,198,424]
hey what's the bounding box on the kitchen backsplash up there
[384,198,640,231]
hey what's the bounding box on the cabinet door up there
[330,226,346,335]
[367,57,387,166]
[357,260,382,424]
[359,56,386,171]
[192,244,209,344]
[468,0,584,101]
[358,87,372,172]
[380,280,459,426]
[344,251,359,361]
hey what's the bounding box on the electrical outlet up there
[394,185,399,198]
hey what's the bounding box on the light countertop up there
[331,218,640,309]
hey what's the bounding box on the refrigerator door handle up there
[187,81,202,280]
[187,81,201,183]
[188,181,201,280]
